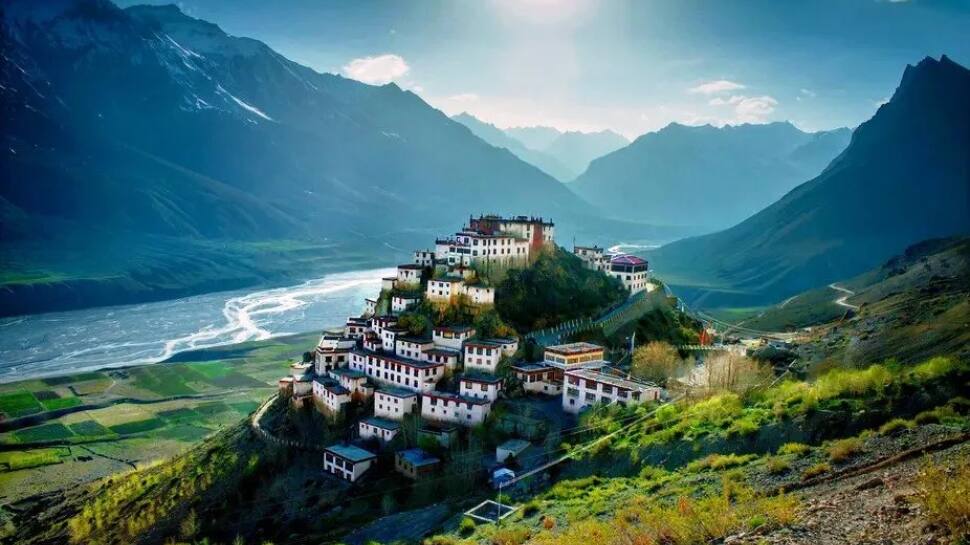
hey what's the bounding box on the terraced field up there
[0,331,316,504]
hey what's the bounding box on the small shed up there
[496,439,530,464]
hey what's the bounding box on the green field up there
[0,330,315,506]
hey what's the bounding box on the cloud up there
[708,94,778,123]
[800,88,817,98]
[342,54,410,85]
[688,79,746,95]
[447,93,480,103]
[708,95,745,106]
[733,95,778,122]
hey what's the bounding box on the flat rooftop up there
[377,387,418,398]
[325,444,377,463]
[566,368,659,392]
[397,448,440,466]
[545,342,605,355]
[362,417,401,430]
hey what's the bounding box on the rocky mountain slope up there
[451,113,575,181]
[649,56,970,309]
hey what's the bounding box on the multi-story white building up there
[459,373,503,402]
[452,230,529,266]
[323,444,376,482]
[374,388,419,420]
[467,214,555,253]
[544,342,608,370]
[395,336,433,360]
[462,284,495,305]
[562,368,661,414]
[463,340,504,373]
[380,325,411,352]
[313,380,351,415]
[358,417,400,445]
[422,347,460,371]
[314,332,355,375]
[573,245,609,272]
[290,361,314,380]
[511,362,564,395]
[432,325,475,351]
[364,298,378,316]
[391,294,421,314]
[396,264,423,288]
[608,254,650,294]
[413,250,436,267]
[421,391,492,427]
[426,277,464,302]
[381,276,396,291]
[492,338,519,357]
[345,316,370,338]
[349,349,445,393]
[329,368,374,401]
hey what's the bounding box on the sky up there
[116,0,970,139]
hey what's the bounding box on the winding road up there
[829,283,860,311]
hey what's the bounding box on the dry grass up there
[914,457,970,541]
[828,437,863,462]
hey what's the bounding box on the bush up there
[491,526,530,545]
[878,418,914,435]
[802,462,831,480]
[777,442,810,457]
[828,437,863,462]
[765,456,791,475]
[521,500,540,517]
[686,453,756,473]
[541,516,555,530]
[914,458,970,540]
[459,517,476,536]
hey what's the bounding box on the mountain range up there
[571,122,851,230]
[452,113,628,181]
[0,0,658,315]
[649,55,970,309]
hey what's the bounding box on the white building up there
[396,264,423,288]
[511,362,564,395]
[391,294,421,314]
[422,347,461,371]
[459,373,503,402]
[468,215,554,249]
[426,278,464,302]
[462,283,495,305]
[544,342,608,370]
[290,361,314,380]
[395,336,433,360]
[345,316,370,338]
[313,380,351,415]
[421,391,492,427]
[381,325,411,352]
[329,368,374,401]
[573,245,609,272]
[358,417,400,445]
[381,276,396,291]
[491,338,519,357]
[364,298,378,316]
[608,254,650,294]
[314,332,355,375]
[463,340,504,373]
[349,349,445,393]
[374,388,419,420]
[323,444,376,482]
[413,250,436,267]
[562,368,661,414]
[432,325,475,351]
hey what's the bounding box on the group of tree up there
[495,245,626,331]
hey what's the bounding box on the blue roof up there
[398,448,440,467]
[325,444,376,463]
[362,417,401,430]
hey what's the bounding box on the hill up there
[570,121,850,230]
[649,55,970,309]
[451,113,576,182]
[0,0,662,315]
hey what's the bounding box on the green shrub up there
[777,442,810,456]
[521,500,540,517]
[878,418,914,435]
[765,456,791,475]
[459,517,476,536]
[686,453,756,473]
[828,437,863,462]
[802,462,831,480]
[490,526,530,545]
[914,458,970,540]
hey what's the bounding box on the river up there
[0,267,393,383]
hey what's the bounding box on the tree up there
[700,352,773,395]
[631,341,687,385]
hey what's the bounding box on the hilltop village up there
[276,214,661,484]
